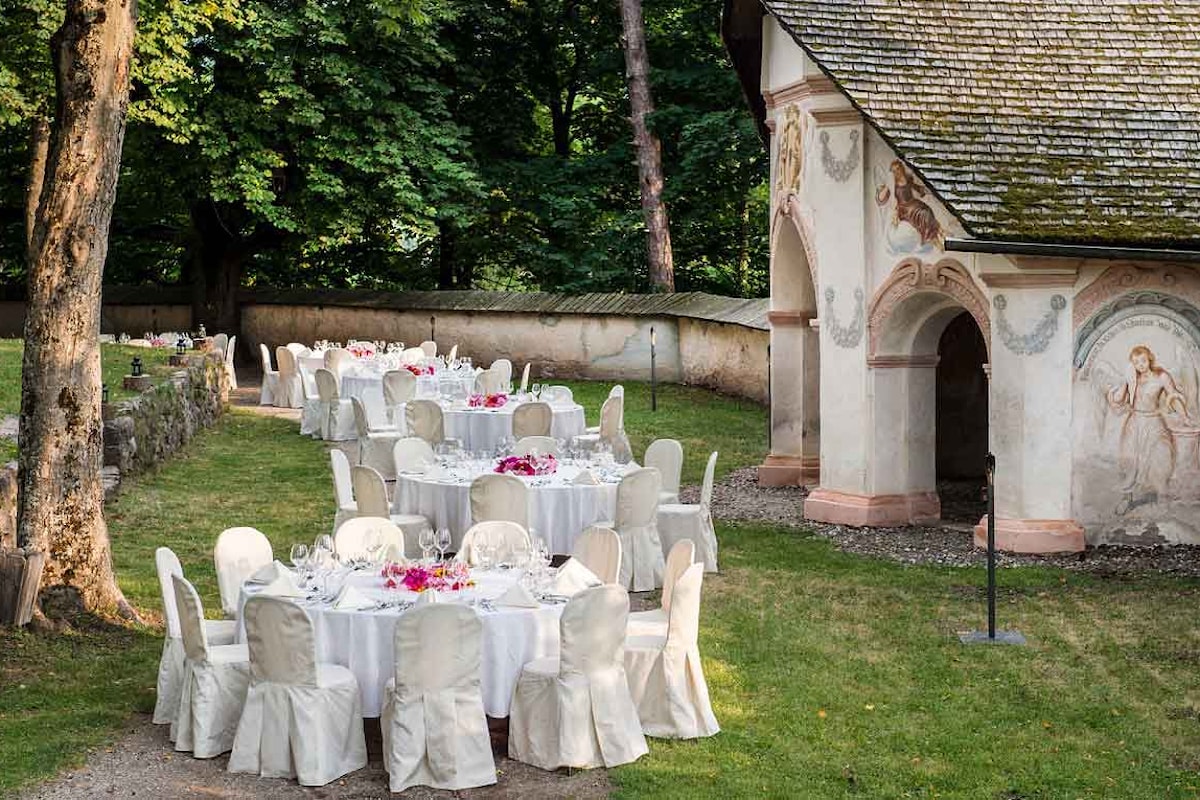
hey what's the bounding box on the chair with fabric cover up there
[213,527,273,618]
[490,358,512,389]
[169,574,251,757]
[513,435,559,457]
[645,439,684,505]
[447,344,459,362]
[455,520,532,566]
[274,346,305,409]
[382,370,417,427]
[657,451,719,572]
[258,344,279,406]
[224,335,238,390]
[335,517,406,562]
[419,340,438,358]
[547,384,573,404]
[518,363,531,393]
[285,342,309,355]
[576,392,631,462]
[330,449,358,532]
[473,368,506,396]
[350,465,431,556]
[508,585,647,770]
[153,548,238,726]
[400,347,426,365]
[405,400,445,445]
[352,397,402,479]
[394,436,436,474]
[571,526,621,585]
[228,596,367,785]
[512,401,552,439]
[623,563,719,739]
[613,468,664,592]
[315,368,356,441]
[381,604,496,792]
[324,347,352,375]
[469,473,529,528]
[627,539,694,638]
[298,365,322,437]
[212,333,229,358]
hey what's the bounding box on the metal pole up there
[986,451,996,639]
[430,315,436,343]
[650,326,657,412]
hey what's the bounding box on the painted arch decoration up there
[866,257,991,359]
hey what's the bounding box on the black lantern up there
[131,357,143,377]
[176,337,187,356]
[102,383,109,403]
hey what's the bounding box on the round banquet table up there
[238,568,562,718]
[393,461,630,554]
[338,370,478,406]
[379,399,587,454]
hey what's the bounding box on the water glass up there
[418,528,435,562]
[436,528,452,562]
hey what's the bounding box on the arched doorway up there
[935,311,989,523]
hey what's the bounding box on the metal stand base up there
[959,630,1027,646]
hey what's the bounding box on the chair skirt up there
[381,679,496,792]
[617,522,665,592]
[625,608,668,640]
[322,400,357,442]
[301,398,323,437]
[623,636,720,740]
[170,645,251,758]
[360,433,402,479]
[656,505,718,572]
[275,374,304,409]
[259,373,279,406]
[153,621,238,725]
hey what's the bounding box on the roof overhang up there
[945,238,1200,265]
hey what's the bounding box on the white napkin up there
[572,469,600,486]
[333,584,374,610]
[496,582,539,608]
[248,560,295,585]
[415,589,440,606]
[258,571,302,598]
[553,558,603,597]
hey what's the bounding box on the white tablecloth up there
[238,569,562,718]
[338,370,478,406]
[393,462,626,554]
[374,399,586,453]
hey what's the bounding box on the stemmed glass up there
[290,543,309,587]
[531,383,541,400]
[418,528,435,563]
[364,531,383,565]
[313,534,335,570]
[436,528,452,562]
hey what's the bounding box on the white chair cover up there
[455,520,531,566]
[382,604,496,792]
[615,468,664,592]
[315,368,356,441]
[274,346,304,408]
[212,333,228,358]
[353,465,430,552]
[571,526,621,585]
[214,527,273,618]
[258,343,278,406]
[330,449,358,531]
[228,597,367,785]
[473,368,506,396]
[400,346,426,365]
[324,348,352,375]
[382,370,417,426]
[508,585,647,770]
[513,435,559,457]
[405,400,445,445]
[657,451,719,572]
[170,575,251,757]
[447,344,459,362]
[512,402,553,439]
[335,517,405,561]
[224,335,238,390]
[299,364,322,437]
[469,473,529,528]
[352,397,402,479]
[419,340,438,357]
[153,548,237,725]
[645,439,684,505]
[394,436,436,475]
[627,539,694,638]
[577,393,631,462]
[519,363,531,393]
[549,385,573,403]
[285,342,308,355]
[623,564,719,739]
[490,359,512,388]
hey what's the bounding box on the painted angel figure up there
[1103,345,1194,515]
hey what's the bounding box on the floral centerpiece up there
[495,452,557,476]
[404,363,435,376]
[347,340,377,358]
[381,561,474,592]
[468,393,508,408]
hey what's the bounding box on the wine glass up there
[290,543,309,571]
[531,383,541,400]
[436,528,452,562]
[313,533,335,569]
[363,530,382,565]
[418,528,435,562]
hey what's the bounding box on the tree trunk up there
[190,201,246,336]
[19,0,138,616]
[736,193,750,296]
[618,0,674,292]
[24,117,50,258]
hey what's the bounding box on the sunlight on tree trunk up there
[18,0,138,618]
[618,0,675,292]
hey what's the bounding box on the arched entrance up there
[935,311,989,523]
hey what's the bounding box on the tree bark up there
[18,0,138,616]
[618,0,674,292]
[24,117,50,258]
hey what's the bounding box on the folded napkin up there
[553,558,603,597]
[258,571,302,599]
[572,469,600,486]
[334,584,374,610]
[248,560,295,585]
[496,582,539,608]
[416,589,440,606]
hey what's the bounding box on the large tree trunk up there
[618,0,674,292]
[24,117,50,256]
[18,0,138,616]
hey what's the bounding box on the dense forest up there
[0,0,769,309]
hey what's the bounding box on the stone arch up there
[770,194,820,296]
[867,257,991,361]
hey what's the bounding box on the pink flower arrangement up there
[495,453,557,476]
[468,393,508,409]
[148,336,167,347]
[381,561,474,592]
[347,341,377,358]
[404,363,435,376]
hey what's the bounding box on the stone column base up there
[804,488,940,527]
[972,517,1086,554]
[757,455,819,487]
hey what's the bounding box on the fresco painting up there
[873,159,946,256]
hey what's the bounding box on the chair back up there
[314,368,340,403]
[212,333,228,358]
[473,368,505,396]
[171,573,210,663]
[259,343,274,373]
[662,539,696,614]
[330,449,354,509]
[394,436,436,474]
[276,346,298,384]
[214,526,273,616]
[225,335,237,367]
[512,401,552,439]
[519,363,531,393]
[609,384,625,399]
[548,385,572,404]
[382,370,417,407]
[645,439,683,499]
[350,397,371,438]
[335,517,405,561]
[285,342,308,355]
[700,450,719,508]
[615,467,661,529]
[394,604,481,695]
[666,563,704,650]
[244,595,319,686]
[469,473,529,527]
[405,400,445,445]
[513,435,559,457]
[350,465,390,517]
[400,347,426,365]
[572,526,621,585]
[155,547,186,638]
[490,359,512,388]
[457,520,531,565]
[419,340,438,358]
[447,344,459,362]
[324,347,351,374]
[559,584,628,677]
[599,394,623,438]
